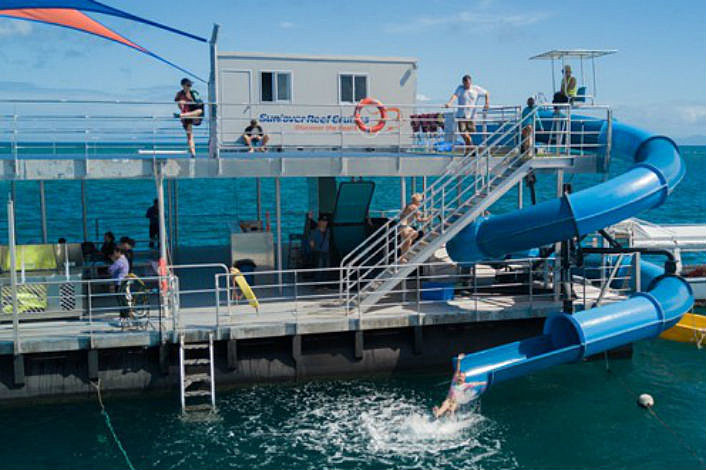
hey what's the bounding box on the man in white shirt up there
[445,75,490,156]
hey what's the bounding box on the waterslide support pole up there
[39,181,47,243]
[517,180,523,209]
[81,180,88,242]
[561,183,574,314]
[275,177,283,293]
[553,170,564,300]
[7,199,20,355]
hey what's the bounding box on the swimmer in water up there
[433,353,486,419]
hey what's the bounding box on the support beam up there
[518,180,523,209]
[167,179,174,253]
[87,349,99,381]
[227,339,238,371]
[80,180,88,242]
[7,199,19,355]
[292,334,302,379]
[173,180,179,248]
[154,163,169,316]
[413,325,423,355]
[39,181,48,243]
[400,177,406,208]
[256,178,262,222]
[354,330,364,360]
[159,343,170,375]
[13,354,24,387]
[275,177,282,288]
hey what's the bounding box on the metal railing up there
[0,251,640,350]
[0,99,610,160]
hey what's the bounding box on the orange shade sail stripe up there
[1,8,145,51]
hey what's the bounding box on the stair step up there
[184,344,208,350]
[184,404,214,412]
[184,373,211,386]
[184,358,210,365]
[185,390,212,397]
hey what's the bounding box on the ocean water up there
[0,147,703,469]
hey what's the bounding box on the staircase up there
[179,333,216,413]
[340,118,534,313]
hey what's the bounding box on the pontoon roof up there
[529,49,617,60]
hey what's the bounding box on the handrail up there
[339,110,535,306]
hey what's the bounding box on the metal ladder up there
[341,118,534,313]
[179,333,216,413]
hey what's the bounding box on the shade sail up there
[0,0,206,41]
[0,2,206,81]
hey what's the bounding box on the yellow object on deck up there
[660,313,706,346]
[230,268,259,312]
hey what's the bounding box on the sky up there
[1,0,705,140]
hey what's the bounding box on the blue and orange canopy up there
[0,1,206,80]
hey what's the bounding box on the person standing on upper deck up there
[174,78,204,158]
[560,65,577,102]
[445,75,490,156]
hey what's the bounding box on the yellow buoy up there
[230,267,259,313]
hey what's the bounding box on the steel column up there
[7,199,19,354]
[39,181,47,243]
[174,180,179,248]
[81,180,88,242]
[400,177,406,208]
[275,177,282,290]
[155,164,169,316]
[256,178,262,222]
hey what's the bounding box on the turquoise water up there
[0,339,703,469]
[0,148,704,468]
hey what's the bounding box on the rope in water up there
[91,379,137,470]
[603,353,705,466]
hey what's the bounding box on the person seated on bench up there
[243,119,270,153]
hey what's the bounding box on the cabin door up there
[219,69,252,148]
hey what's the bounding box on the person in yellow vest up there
[560,65,577,102]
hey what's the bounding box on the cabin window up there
[261,71,292,102]
[339,74,368,103]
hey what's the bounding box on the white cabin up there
[215,52,418,150]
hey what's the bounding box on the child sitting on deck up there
[433,353,486,419]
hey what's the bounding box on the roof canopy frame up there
[530,49,617,103]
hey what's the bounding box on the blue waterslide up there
[445,118,694,393]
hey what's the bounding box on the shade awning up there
[529,49,617,60]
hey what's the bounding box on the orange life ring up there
[354,98,387,133]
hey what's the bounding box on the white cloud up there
[279,21,295,29]
[416,93,431,102]
[384,10,549,34]
[614,101,706,139]
[0,20,32,38]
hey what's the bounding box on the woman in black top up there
[174,78,204,157]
